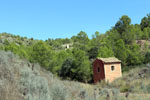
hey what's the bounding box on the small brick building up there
[93,57,122,83]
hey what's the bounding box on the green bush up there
[120,84,130,92]
[146,85,150,93]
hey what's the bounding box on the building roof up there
[97,57,121,63]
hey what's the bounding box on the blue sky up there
[0,0,150,40]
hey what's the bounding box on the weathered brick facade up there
[93,57,122,83]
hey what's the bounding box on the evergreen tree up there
[114,39,127,65]
[140,14,150,30]
[97,46,114,58]
[126,44,144,65]
[31,41,53,69]
[115,15,131,34]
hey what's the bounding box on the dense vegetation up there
[1,14,150,82]
[0,51,150,100]
[0,51,96,100]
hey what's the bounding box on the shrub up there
[120,84,130,92]
[19,67,51,100]
[146,85,150,93]
[111,88,120,100]
[98,88,111,100]
[0,80,24,100]
[50,80,70,100]
[0,51,15,82]
[99,88,109,95]
[78,88,95,100]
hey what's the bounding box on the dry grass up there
[119,93,150,100]
[0,81,24,100]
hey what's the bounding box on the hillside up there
[0,51,94,100]
[0,51,150,100]
[0,33,39,46]
[1,14,150,100]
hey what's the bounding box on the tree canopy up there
[1,14,150,82]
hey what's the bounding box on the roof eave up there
[103,61,121,64]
